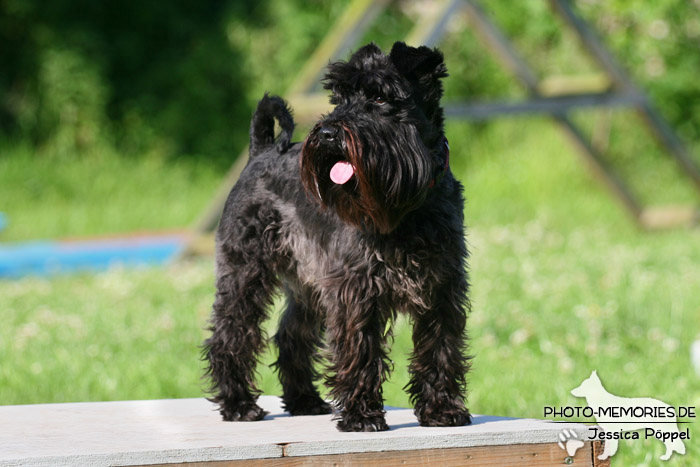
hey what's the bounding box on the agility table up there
[0,396,607,466]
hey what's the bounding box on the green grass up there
[0,261,214,402]
[0,144,222,241]
[2,118,700,465]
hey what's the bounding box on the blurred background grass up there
[2,1,700,464]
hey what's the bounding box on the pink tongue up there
[330,161,355,185]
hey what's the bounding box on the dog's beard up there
[300,121,433,234]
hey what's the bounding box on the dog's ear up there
[323,60,352,99]
[389,42,447,93]
[390,42,447,131]
[349,42,385,66]
[324,43,386,102]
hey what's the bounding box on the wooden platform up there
[0,396,605,466]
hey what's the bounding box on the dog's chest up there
[281,224,432,312]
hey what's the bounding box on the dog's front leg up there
[325,284,392,432]
[407,277,471,427]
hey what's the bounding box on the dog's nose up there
[320,125,339,142]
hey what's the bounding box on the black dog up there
[204,41,470,432]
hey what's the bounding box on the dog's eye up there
[374,96,386,106]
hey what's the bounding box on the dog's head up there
[301,42,449,234]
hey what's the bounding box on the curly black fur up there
[203,41,471,432]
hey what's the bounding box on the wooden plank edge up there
[1,445,284,467]
[283,426,591,458]
[141,442,595,467]
[592,441,610,467]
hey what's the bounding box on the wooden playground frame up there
[187,0,700,258]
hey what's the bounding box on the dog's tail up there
[249,93,295,158]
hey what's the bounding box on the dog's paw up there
[418,407,472,427]
[285,395,333,416]
[220,401,268,422]
[336,414,389,432]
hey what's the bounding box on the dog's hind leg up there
[661,436,686,460]
[273,289,332,416]
[203,204,280,422]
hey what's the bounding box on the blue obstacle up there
[0,235,187,278]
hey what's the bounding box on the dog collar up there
[429,138,450,189]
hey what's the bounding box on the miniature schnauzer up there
[204,41,471,432]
